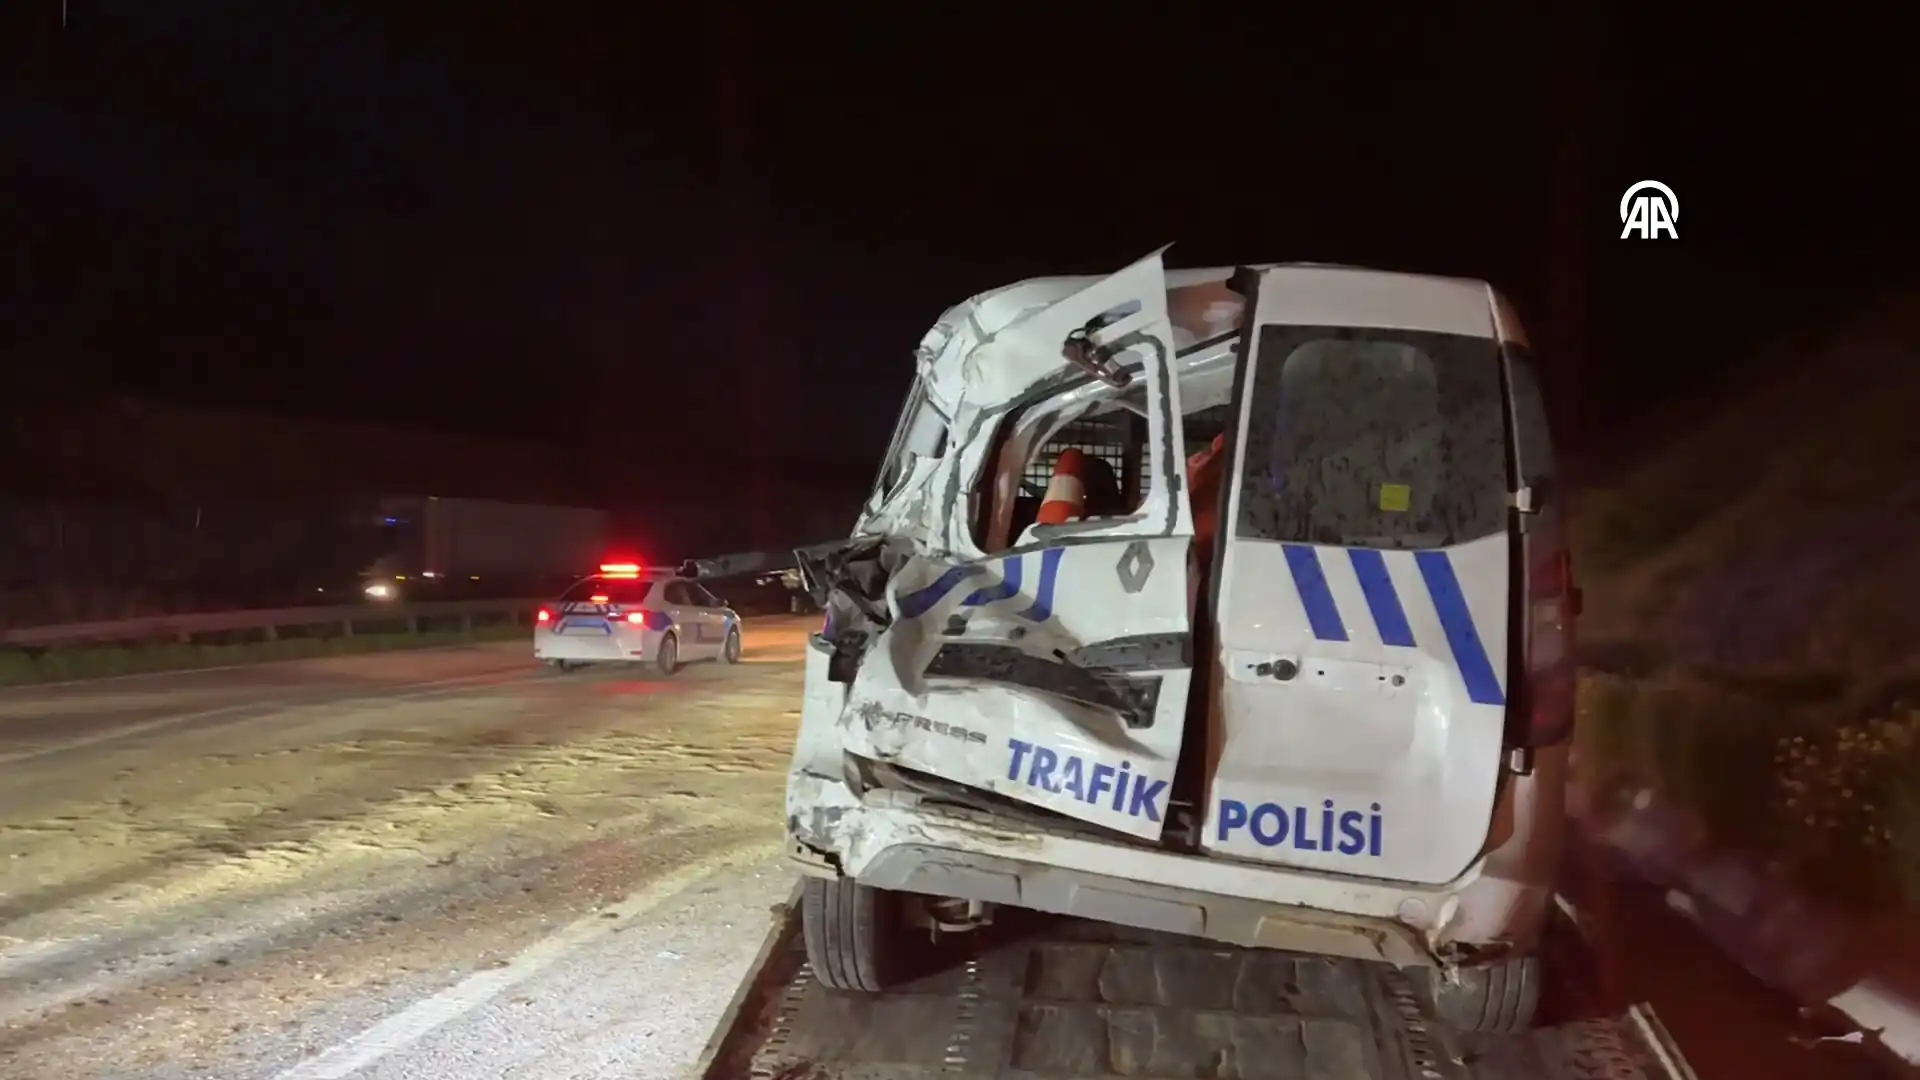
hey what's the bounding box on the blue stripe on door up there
[1413,550,1506,707]
[896,564,988,619]
[1347,548,1417,648]
[962,555,1024,607]
[1281,544,1349,642]
[1015,547,1065,623]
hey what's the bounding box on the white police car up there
[534,563,742,675]
[786,254,1582,1034]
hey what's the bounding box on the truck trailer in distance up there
[360,496,611,603]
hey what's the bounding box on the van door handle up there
[1246,658,1299,681]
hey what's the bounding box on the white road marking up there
[267,841,782,1080]
[0,670,538,767]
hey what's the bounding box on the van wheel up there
[547,659,579,673]
[801,877,903,993]
[655,633,680,676]
[721,624,742,664]
[1428,955,1542,1034]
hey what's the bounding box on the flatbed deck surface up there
[697,893,1691,1080]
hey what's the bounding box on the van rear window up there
[1234,325,1508,550]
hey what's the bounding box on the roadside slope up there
[1570,291,1920,1061]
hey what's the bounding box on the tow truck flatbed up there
[693,885,1696,1080]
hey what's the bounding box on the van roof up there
[913,260,1530,416]
[954,262,1519,344]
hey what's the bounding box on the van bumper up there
[788,777,1550,970]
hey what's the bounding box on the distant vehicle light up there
[365,583,395,600]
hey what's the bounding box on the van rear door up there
[1201,268,1514,886]
[830,253,1198,842]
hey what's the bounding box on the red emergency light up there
[599,561,642,578]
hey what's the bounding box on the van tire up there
[801,877,901,993]
[1428,956,1542,1034]
[656,633,680,676]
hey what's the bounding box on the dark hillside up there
[1575,291,1920,912]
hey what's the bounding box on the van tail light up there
[536,608,552,624]
[1513,544,1578,749]
[626,611,646,625]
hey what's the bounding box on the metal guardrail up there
[0,599,541,649]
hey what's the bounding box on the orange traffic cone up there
[1035,449,1090,525]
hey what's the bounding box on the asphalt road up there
[0,619,814,1080]
[0,618,1900,1080]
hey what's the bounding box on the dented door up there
[832,256,1196,842]
[1201,269,1515,885]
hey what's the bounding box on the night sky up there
[2,2,1909,513]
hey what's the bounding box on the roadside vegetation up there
[1573,292,1920,912]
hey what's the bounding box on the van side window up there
[1019,405,1233,518]
[974,397,1211,553]
[1183,405,1233,454]
[971,348,1233,554]
[1020,413,1137,518]
[871,378,950,509]
[1235,326,1508,550]
[972,407,1137,552]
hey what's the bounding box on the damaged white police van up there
[786,250,1581,1034]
